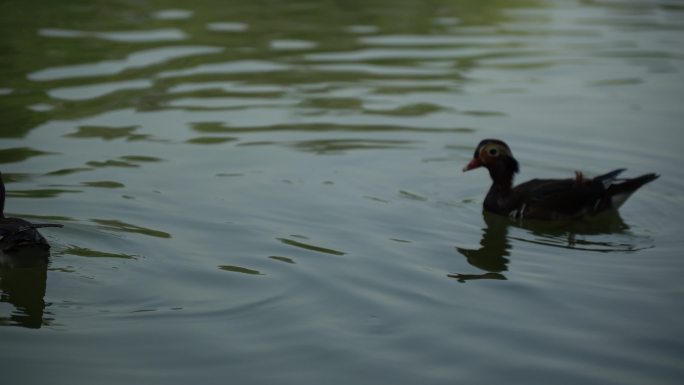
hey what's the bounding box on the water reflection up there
[451,212,510,282]
[290,138,416,154]
[28,46,223,81]
[0,0,680,382]
[39,28,187,43]
[451,211,640,282]
[218,265,263,275]
[278,237,345,256]
[269,255,295,264]
[0,147,55,164]
[515,212,640,253]
[91,219,171,239]
[206,22,248,32]
[65,125,143,141]
[62,245,137,259]
[48,80,153,101]
[0,247,51,329]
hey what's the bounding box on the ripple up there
[433,16,460,26]
[462,110,506,117]
[589,78,643,87]
[216,172,245,177]
[48,80,153,101]
[478,56,566,70]
[81,181,125,189]
[50,156,158,174]
[364,103,449,116]
[190,122,469,133]
[206,22,248,32]
[65,125,142,141]
[398,190,428,201]
[166,97,296,109]
[28,46,223,81]
[6,189,81,198]
[27,103,55,112]
[299,97,362,110]
[157,60,289,78]
[310,63,452,76]
[186,136,238,145]
[0,147,55,164]
[270,39,317,50]
[91,219,171,239]
[359,34,520,47]
[447,272,507,283]
[119,155,164,163]
[62,245,137,259]
[368,78,461,93]
[86,159,138,168]
[190,122,231,132]
[151,9,193,20]
[289,139,416,154]
[268,256,296,264]
[514,235,652,253]
[346,25,379,34]
[278,238,346,256]
[305,47,510,62]
[365,196,390,203]
[45,167,93,176]
[39,28,187,43]
[512,225,654,253]
[218,265,262,275]
[168,81,284,94]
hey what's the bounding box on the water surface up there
[1,0,683,384]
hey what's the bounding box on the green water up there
[1,0,683,384]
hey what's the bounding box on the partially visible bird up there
[0,172,62,254]
[462,139,659,220]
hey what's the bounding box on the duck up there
[462,139,659,220]
[0,171,62,253]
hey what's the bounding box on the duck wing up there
[509,169,658,220]
[508,169,624,220]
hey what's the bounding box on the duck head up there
[463,139,519,187]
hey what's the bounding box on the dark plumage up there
[0,172,62,253]
[463,139,659,220]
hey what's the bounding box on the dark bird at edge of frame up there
[0,171,63,254]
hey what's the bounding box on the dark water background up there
[1,0,683,384]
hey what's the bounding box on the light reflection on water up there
[27,46,225,81]
[1,0,684,384]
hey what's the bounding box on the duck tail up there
[606,173,660,208]
[594,168,626,187]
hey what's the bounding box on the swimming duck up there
[462,139,659,220]
[0,172,62,253]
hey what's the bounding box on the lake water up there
[1,0,683,384]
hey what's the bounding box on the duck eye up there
[488,148,499,156]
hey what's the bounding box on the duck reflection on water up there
[0,247,51,329]
[450,210,635,282]
[450,212,511,282]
